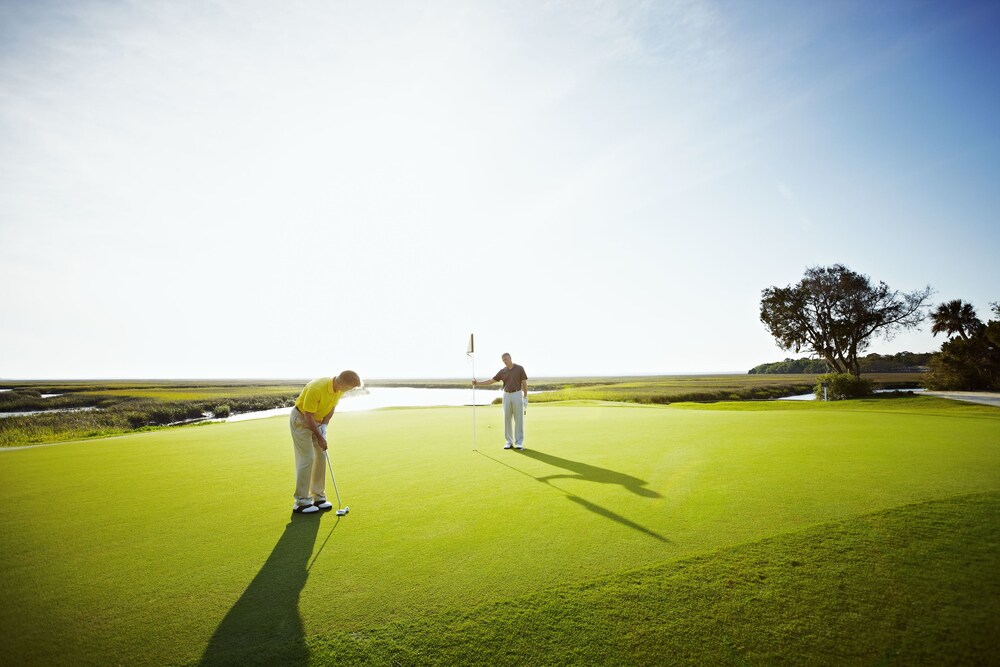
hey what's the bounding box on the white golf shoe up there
[313,500,334,511]
[293,504,320,514]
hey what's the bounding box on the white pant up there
[502,392,525,447]
[289,409,326,507]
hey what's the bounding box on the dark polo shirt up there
[494,364,528,393]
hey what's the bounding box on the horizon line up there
[0,371,764,383]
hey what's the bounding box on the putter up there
[324,450,349,516]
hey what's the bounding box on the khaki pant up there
[502,391,525,447]
[290,408,326,507]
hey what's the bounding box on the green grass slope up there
[305,492,1000,666]
[0,398,997,665]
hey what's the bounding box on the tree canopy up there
[930,299,982,342]
[759,265,932,377]
[926,301,1000,390]
[748,351,931,375]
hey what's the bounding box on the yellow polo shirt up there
[294,378,344,418]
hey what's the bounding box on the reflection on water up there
[226,387,501,422]
[0,406,97,419]
[779,388,926,401]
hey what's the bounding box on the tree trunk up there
[823,352,845,374]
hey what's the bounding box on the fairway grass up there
[305,492,1000,666]
[0,398,997,665]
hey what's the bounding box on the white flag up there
[466,333,474,356]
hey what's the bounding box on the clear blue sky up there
[1,0,998,379]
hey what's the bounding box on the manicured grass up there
[304,492,1000,666]
[0,397,997,665]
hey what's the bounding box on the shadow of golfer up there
[520,449,662,498]
[199,514,328,666]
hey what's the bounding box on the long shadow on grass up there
[520,449,662,498]
[199,513,333,666]
[479,451,670,544]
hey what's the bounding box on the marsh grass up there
[0,389,106,412]
[0,380,303,402]
[527,373,924,404]
[0,389,298,447]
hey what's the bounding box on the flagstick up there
[472,351,477,451]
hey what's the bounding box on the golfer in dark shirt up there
[473,353,528,450]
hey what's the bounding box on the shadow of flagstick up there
[477,451,671,544]
[199,514,327,667]
[520,449,662,498]
[560,494,670,543]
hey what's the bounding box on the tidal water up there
[0,387,501,421]
[779,388,926,401]
[226,386,502,422]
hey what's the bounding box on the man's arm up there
[320,406,335,425]
[521,378,528,397]
[301,411,328,450]
[473,378,501,387]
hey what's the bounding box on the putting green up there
[0,398,997,665]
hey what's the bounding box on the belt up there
[504,390,521,393]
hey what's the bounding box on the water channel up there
[226,386,502,422]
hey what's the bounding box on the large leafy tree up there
[760,265,932,377]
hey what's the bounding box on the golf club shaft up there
[325,450,342,508]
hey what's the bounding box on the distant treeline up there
[749,352,932,375]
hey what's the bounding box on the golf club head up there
[336,506,349,516]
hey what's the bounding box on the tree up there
[760,264,932,377]
[989,302,1000,350]
[926,299,1000,390]
[930,299,982,341]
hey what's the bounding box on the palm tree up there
[930,299,981,341]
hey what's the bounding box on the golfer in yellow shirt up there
[289,371,362,514]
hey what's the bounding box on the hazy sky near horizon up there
[2,0,998,380]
